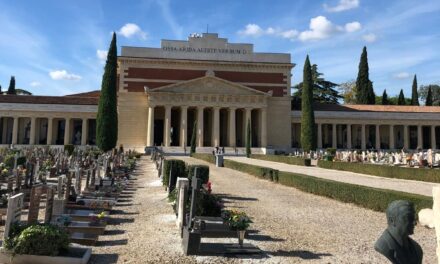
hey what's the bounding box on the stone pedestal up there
[216,154,224,167]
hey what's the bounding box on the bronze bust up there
[374,200,423,264]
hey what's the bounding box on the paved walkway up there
[226,157,438,197]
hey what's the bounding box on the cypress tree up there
[300,55,316,151]
[366,80,376,104]
[96,32,118,152]
[0,85,2,94]
[7,76,16,95]
[245,119,251,158]
[426,86,433,106]
[382,89,389,105]
[190,120,197,156]
[411,74,419,105]
[397,89,406,105]
[355,47,371,104]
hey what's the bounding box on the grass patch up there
[251,154,311,166]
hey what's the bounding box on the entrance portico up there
[145,75,269,148]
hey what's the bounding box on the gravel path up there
[226,157,437,197]
[170,156,437,263]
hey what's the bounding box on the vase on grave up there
[238,230,246,247]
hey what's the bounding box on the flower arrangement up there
[221,210,252,231]
[90,211,106,226]
[55,214,72,227]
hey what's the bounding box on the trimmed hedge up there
[163,159,186,187]
[318,160,440,183]
[191,154,432,213]
[251,154,311,166]
[191,153,215,164]
[186,165,210,184]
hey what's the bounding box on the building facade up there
[0,33,439,152]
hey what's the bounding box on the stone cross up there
[4,193,24,241]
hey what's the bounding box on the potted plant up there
[221,210,252,247]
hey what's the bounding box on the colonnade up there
[0,116,96,146]
[146,105,267,148]
[293,122,439,150]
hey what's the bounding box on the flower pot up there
[237,230,246,247]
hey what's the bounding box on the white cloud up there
[393,72,411,79]
[324,0,360,12]
[49,70,82,81]
[279,29,299,39]
[298,16,342,41]
[363,33,377,42]
[30,81,41,87]
[238,24,264,37]
[238,24,298,40]
[345,21,361,32]
[117,23,147,39]
[96,49,108,61]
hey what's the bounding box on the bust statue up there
[374,200,423,264]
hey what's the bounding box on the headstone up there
[52,197,66,217]
[28,185,44,224]
[57,175,66,199]
[44,186,55,223]
[215,154,224,167]
[85,169,91,189]
[74,167,82,195]
[65,172,73,201]
[188,169,201,229]
[4,193,24,241]
[7,176,14,193]
[176,178,189,229]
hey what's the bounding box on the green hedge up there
[186,165,210,184]
[318,160,440,183]
[223,160,279,182]
[251,154,311,166]
[191,153,215,164]
[163,159,186,187]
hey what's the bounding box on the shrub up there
[163,159,186,187]
[64,144,74,156]
[197,191,223,217]
[17,156,26,167]
[6,224,69,256]
[4,154,15,169]
[191,153,215,164]
[318,160,440,183]
[223,160,279,182]
[251,154,311,167]
[186,164,209,184]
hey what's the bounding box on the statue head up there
[386,200,416,237]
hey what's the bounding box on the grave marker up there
[28,185,44,224]
[4,193,24,240]
[44,186,55,223]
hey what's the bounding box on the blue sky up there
[0,0,439,97]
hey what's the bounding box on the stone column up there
[404,125,409,149]
[389,125,395,149]
[197,106,204,147]
[432,126,437,150]
[147,105,155,146]
[212,107,220,147]
[12,117,18,144]
[47,118,53,145]
[317,123,323,149]
[180,106,188,147]
[332,124,337,148]
[64,118,70,145]
[417,125,423,149]
[81,118,88,145]
[376,125,381,150]
[244,108,252,145]
[29,117,36,145]
[361,124,366,150]
[164,105,171,147]
[347,124,352,149]
[228,107,236,147]
[260,108,267,147]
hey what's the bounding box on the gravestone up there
[4,193,24,240]
[188,171,201,229]
[44,186,55,223]
[85,169,91,189]
[176,178,189,229]
[90,167,96,187]
[28,185,44,224]
[65,171,73,201]
[7,176,14,193]
[52,197,66,217]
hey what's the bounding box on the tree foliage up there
[381,89,389,105]
[397,89,406,105]
[96,32,118,151]
[355,47,375,104]
[419,84,440,106]
[293,64,342,104]
[300,55,316,151]
[7,76,16,95]
[411,75,419,106]
[338,79,357,104]
[425,86,433,106]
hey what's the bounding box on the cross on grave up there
[4,193,24,241]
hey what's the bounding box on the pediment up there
[148,76,269,96]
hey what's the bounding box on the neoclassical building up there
[0,33,439,152]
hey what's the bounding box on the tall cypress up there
[381,89,389,105]
[245,119,251,158]
[190,120,197,156]
[397,89,406,105]
[300,55,316,151]
[7,76,16,95]
[0,85,2,95]
[96,32,118,151]
[426,86,433,106]
[411,75,419,106]
[367,80,376,104]
[355,47,371,104]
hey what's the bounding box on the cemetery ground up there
[150,155,436,263]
